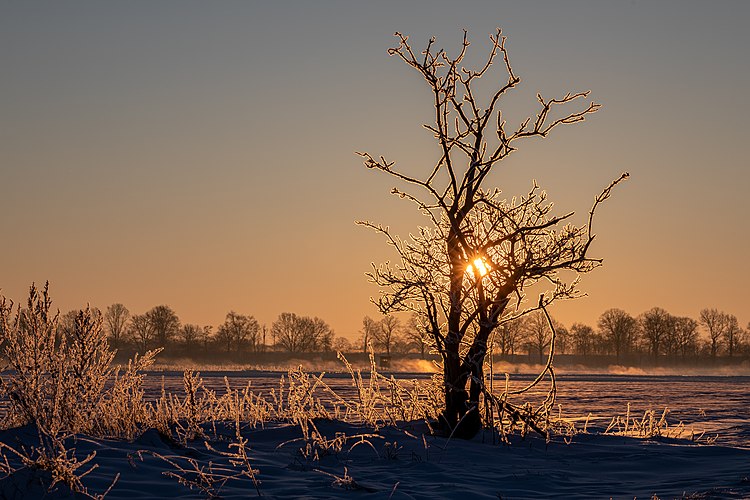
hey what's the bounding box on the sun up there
[467,257,490,278]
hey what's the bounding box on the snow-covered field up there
[2,418,749,499]
[0,372,747,499]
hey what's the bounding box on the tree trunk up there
[440,339,467,433]
[440,217,471,435]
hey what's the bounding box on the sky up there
[2,1,749,339]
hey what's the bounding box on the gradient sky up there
[2,1,749,339]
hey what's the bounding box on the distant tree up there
[598,309,637,361]
[130,313,155,353]
[403,313,430,358]
[260,324,268,352]
[272,313,334,353]
[723,314,742,358]
[523,311,553,364]
[640,307,672,360]
[360,316,380,353]
[271,313,307,352]
[199,325,213,355]
[495,316,526,356]
[215,321,233,353]
[180,324,204,357]
[554,322,570,355]
[309,316,334,352]
[570,323,594,356]
[372,315,400,356]
[672,316,699,359]
[217,312,260,354]
[146,305,180,348]
[57,310,79,339]
[247,319,263,353]
[699,308,728,359]
[333,336,352,352]
[104,303,130,350]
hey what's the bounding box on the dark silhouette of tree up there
[554,322,570,355]
[598,308,637,361]
[360,29,626,437]
[146,305,180,348]
[271,313,334,353]
[104,303,130,350]
[360,316,380,353]
[129,313,154,353]
[640,307,671,360]
[180,324,204,357]
[723,314,742,358]
[333,336,353,352]
[699,308,728,359]
[495,316,526,356]
[372,315,400,356]
[570,322,594,356]
[199,325,213,355]
[57,310,79,339]
[260,324,268,352]
[403,313,431,358]
[312,317,335,352]
[216,312,259,354]
[524,311,553,363]
[672,316,699,359]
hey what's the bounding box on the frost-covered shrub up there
[0,283,158,437]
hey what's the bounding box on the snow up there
[0,418,748,499]
[0,370,748,499]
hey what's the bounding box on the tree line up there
[353,307,750,365]
[57,304,337,359]
[52,303,748,364]
[494,307,748,363]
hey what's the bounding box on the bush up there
[0,283,158,437]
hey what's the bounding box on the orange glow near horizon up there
[2,3,750,339]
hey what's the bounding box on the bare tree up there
[640,307,672,360]
[359,29,626,437]
[494,316,526,356]
[699,308,727,359]
[199,325,213,355]
[570,322,594,357]
[104,303,130,350]
[523,311,553,364]
[217,312,260,354]
[360,316,380,353]
[310,316,335,352]
[672,316,699,359]
[403,313,431,358]
[333,336,353,352]
[598,308,637,361]
[554,322,570,355]
[180,324,204,357]
[146,305,180,348]
[372,315,400,356]
[272,313,334,353]
[723,314,742,358]
[129,313,154,353]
